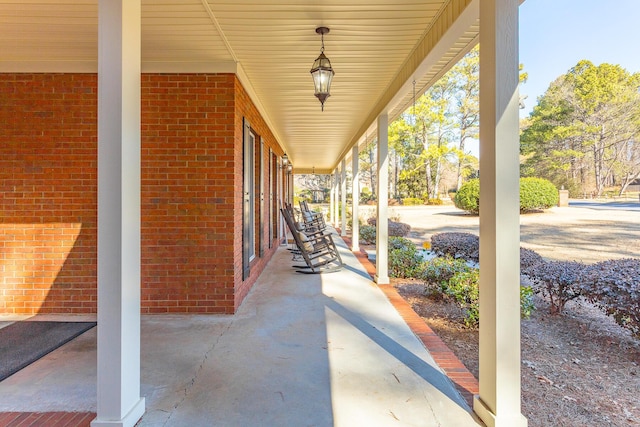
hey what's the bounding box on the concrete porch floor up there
[0,234,481,426]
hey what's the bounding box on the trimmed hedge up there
[527,260,585,314]
[520,177,559,212]
[520,247,544,270]
[454,177,559,214]
[383,230,640,337]
[431,232,545,271]
[425,198,444,205]
[402,197,423,206]
[582,258,640,337]
[366,217,411,237]
[453,178,480,214]
[525,257,640,337]
[431,232,479,262]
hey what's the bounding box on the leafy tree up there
[388,47,485,198]
[393,72,462,200]
[296,173,330,202]
[383,46,527,198]
[451,45,480,190]
[359,139,377,200]
[417,73,458,199]
[521,60,640,196]
[389,118,421,198]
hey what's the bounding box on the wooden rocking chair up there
[281,207,343,274]
[299,200,326,232]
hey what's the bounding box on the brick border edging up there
[0,412,95,427]
[340,235,479,408]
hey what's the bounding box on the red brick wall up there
[1,73,282,315]
[140,74,238,314]
[233,77,284,309]
[0,74,98,314]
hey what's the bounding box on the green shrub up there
[388,236,414,251]
[359,225,376,244]
[402,197,423,206]
[420,256,535,327]
[419,256,471,293]
[432,232,545,274]
[520,247,544,271]
[454,178,480,214]
[520,286,535,319]
[582,258,640,337]
[446,269,480,327]
[360,187,375,203]
[455,177,559,214]
[388,237,423,278]
[426,198,444,205]
[527,260,584,314]
[520,177,559,213]
[366,217,411,237]
[431,232,479,262]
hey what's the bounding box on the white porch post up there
[333,169,340,227]
[375,114,389,284]
[93,1,145,426]
[340,158,347,235]
[351,146,360,251]
[329,171,335,225]
[279,159,285,243]
[473,0,527,426]
[289,170,294,205]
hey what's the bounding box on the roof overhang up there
[0,0,481,173]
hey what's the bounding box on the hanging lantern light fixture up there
[310,27,334,111]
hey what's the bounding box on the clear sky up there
[518,0,640,117]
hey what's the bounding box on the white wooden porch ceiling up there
[0,0,479,173]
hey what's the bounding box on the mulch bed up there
[395,281,640,427]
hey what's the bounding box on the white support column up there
[375,114,389,284]
[93,1,145,426]
[277,160,282,242]
[340,158,347,236]
[351,145,360,251]
[288,170,293,205]
[473,1,527,426]
[333,169,340,227]
[329,172,336,225]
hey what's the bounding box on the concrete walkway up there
[0,233,479,426]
